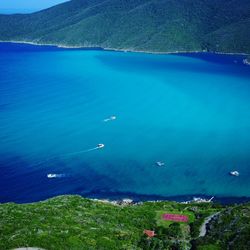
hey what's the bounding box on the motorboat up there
[97,143,105,148]
[155,161,165,167]
[47,174,57,178]
[47,173,67,178]
[103,115,116,122]
[230,171,239,176]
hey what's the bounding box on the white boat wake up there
[32,144,105,167]
[46,144,105,179]
[62,144,104,157]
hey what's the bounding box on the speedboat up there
[97,143,105,148]
[103,115,116,122]
[47,173,67,178]
[230,171,239,176]
[155,161,165,167]
[47,174,57,178]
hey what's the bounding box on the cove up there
[0,43,250,203]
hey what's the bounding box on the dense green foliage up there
[0,195,249,250]
[193,204,250,250]
[0,0,250,53]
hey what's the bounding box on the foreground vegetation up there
[0,0,250,54]
[194,203,250,250]
[0,195,249,250]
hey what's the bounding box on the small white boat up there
[230,171,239,176]
[103,115,117,122]
[97,143,105,149]
[47,174,57,178]
[47,173,67,179]
[110,116,116,120]
[155,161,165,167]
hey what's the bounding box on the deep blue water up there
[1,43,250,203]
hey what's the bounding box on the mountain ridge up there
[0,0,250,53]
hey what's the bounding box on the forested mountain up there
[0,0,249,53]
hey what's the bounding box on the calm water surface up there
[0,43,250,202]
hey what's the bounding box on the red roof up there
[162,213,188,222]
[144,230,156,238]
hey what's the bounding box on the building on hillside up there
[143,230,156,238]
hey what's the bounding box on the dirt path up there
[199,212,220,237]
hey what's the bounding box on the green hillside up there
[0,195,249,250]
[0,0,250,53]
[193,203,250,250]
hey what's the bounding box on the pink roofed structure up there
[162,213,189,222]
[143,230,156,238]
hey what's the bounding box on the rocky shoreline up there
[1,40,250,57]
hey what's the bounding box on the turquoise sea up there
[0,43,250,203]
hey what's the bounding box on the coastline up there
[2,192,250,205]
[1,40,250,57]
[84,192,250,205]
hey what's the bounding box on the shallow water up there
[0,43,250,203]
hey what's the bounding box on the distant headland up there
[0,0,250,55]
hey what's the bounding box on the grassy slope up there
[0,195,249,250]
[0,195,214,250]
[0,0,250,53]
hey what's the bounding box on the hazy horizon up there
[0,0,68,14]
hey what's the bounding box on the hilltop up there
[0,195,249,250]
[0,0,250,54]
